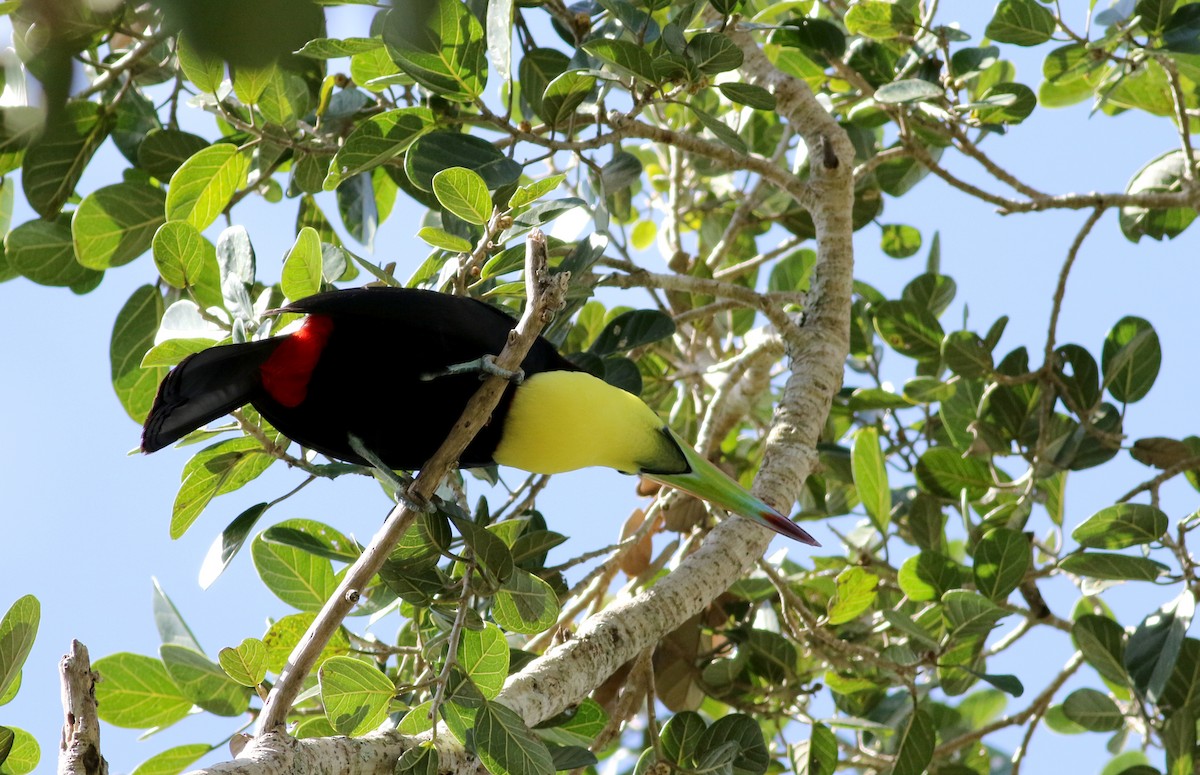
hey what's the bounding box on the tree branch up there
[58,640,108,775]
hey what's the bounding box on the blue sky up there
[3,2,1200,773]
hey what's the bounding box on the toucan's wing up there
[279,287,576,374]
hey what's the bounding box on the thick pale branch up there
[58,640,108,775]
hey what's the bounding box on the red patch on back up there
[260,315,334,407]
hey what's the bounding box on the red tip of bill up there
[759,508,821,546]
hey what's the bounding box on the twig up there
[1160,55,1197,186]
[58,640,108,775]
[934,651,1084,757]
[1044,207,1106,361]
[256,230,569,734]
[77,31,171,98]
[600,268,801,340]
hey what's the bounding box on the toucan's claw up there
[348,434,433,512]
[419,355,525,384]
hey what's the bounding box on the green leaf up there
[262,612,351,674]
[199,503,268,590]
[686,32,743,74]
[0,596,37,702]
[892,709,935,775]
[474,699,555,775]
[295,36,383,59]
[177,34,224,94]
[150,220,218,293]
[1044,703,1088,734]
[970,671,1025,697]
[417,226,473,252]
[1120,150,1198,242]
[827,567,879,625]
[696,714,769,775]
[382,0,488,101]
[457,624,508,701]
[873,300,944,360]
[972,528,1030,601]
[138,130,212,181]
[232,63,272,104]
[1059,552,1170,582]
[508,174,566,209]
[171,438,274,539]
[898,551,963,601]
[581,38,658,83]
[394,745,440,775]
[691,105,747,153]
[493,569,559,634]
[986,0,1057,46]
[323,107,433,190]
[93,653,192,729]
[160,644,249,716]
[111,285,166,424]
[880,224,921,258]
[902,272,956,316]
[942,590,1008,637]
[319,655,396,736]
[915,447,991,500]
[22,101,109,218]
[1102,316,1161,403]
[767,248,814,292]
[432,166,493,225]
[1073,504,1169,549]
[790,722,837,775]
[218,638,268,687]
[262,519,360,563]
[1073,615,1129,687]
[71,182,166,269]
[281,226,324,300]
[873,78,943,104]
[1062,688,1123,731]
[590,309,676,355]
[975,82,1037,125]
[851,427,890,530]
[1055,344,1102,411]
[778,18,846,64]
[718,82,776,110]
[1127,590,1195,702]
[6,217,102,289]
[165,144,250,230]
[661,711,707,766]
[405,131,522,191]
[251,532,338,611]
[1164,4,1200,53]
[0,727,36,775]
[130,743,212,775]
[152,578,203,653]
[845,1,915,39]
[942,331,993,379]
[1163,638,1200,716]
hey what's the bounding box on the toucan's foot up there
[348,434,433,512]
[420,355,524,384]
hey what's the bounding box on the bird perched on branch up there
[141,287,818,545]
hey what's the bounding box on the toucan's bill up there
[645,431,820,546]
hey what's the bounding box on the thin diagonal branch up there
[255,231,568,734]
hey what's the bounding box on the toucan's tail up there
[141,338,284,453]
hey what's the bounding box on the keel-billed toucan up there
[141,287,818,545]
